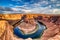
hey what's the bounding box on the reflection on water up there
[13,21,46,39]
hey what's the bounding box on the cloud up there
[0,5,60,14]
[0,0,60,14]
[0,6,13,11]
[52,9,60,14]
[9,4,14,7]
[0,6,32,14]
[11,0,60,9]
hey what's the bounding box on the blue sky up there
[0,0,60,14]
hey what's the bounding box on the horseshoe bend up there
[0,14,60,40]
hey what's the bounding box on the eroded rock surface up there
[0,14,60,40]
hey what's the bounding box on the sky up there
[0,0,60,14]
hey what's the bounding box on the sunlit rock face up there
[13,19,46,39]
[0,14,60,40]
